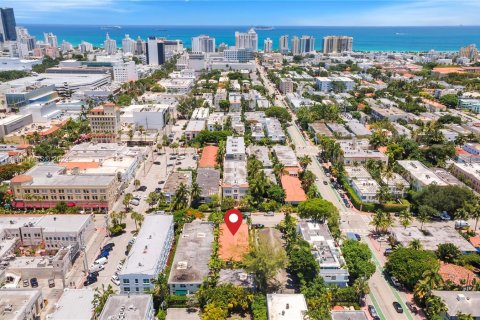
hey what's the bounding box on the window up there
[123,279,129,284]
[135,279,139,284]
[180,284,186,288]
[124,287,130,292]
[143,279,150,284]
[50,189,56,193]
[135,288,140,292]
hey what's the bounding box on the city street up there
[256,61,418,320]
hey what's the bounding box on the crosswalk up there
[341,228,370,236]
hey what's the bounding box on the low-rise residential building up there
[168,221,214,295]
[397,160,448,190]
[247,145,272,168]
[326,123,353,138]
[265,118,286,142]
[451,162,480,193]
[431,291,480,320]
[0,288,44,320]
[308,122,334,143]
[218,269,255,290]
[381,173,409,198]
[331,311,368,320]
[346,121,371,137]
[158,78,194,94]
[10,163,120,210]
[281,175,307,205]
[297,221,349,287]
[207,112,225,131]
[229,93,242,112]
[370,106,408,121]
[226,136,246,161]
[279,78,294,94]
[46,288,94,320]
[391,226,477,253]
[223,160,249,200]
[191,107,210,120]
[338,139,388,166]
[99,294,155,320]
[229,112,245,134]
[185,120,206,140]
[162,171,193,203]
[350,178,380,203]
[272,145,298,168]
[196,168,220,203]
[119,214,174,294]
[120,104,171,130]
[267,294,308,320]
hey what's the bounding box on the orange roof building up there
[281,174,307,204]
[58,162,101,170]
[439,263,477,287]
[469,235,480,248]
[198,146,218,168]
[218,223,249,262]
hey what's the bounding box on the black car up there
[153,161,161,165]
[393,302,404,313]
[83,276,97,286]
[138,186,147,192]
[30,278,38,288]
[103,243,115,250]
[323,180,328,185]
[155,187,162,193]
[406,302,418,314]
[252,224,265,229]
[368,305,378,318]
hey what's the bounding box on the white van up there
[455,220,469,229]
[94,257,108,266]
[89,264,104,273]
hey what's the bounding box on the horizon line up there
[19,23,480,28]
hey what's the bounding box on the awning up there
[67,202,76,207]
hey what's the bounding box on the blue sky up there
[7,0,480,26]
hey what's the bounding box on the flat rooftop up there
[391,226,477,253]
[267,294,308,320]
[247,145,272,167]
[46,288,94,320]
[218,269,255,289]
[226,136,246,156]
[223,160,248,187]
[397,160,448,187]
[272,145,298,167]
[98,294,153,320]
[120,214,173,276]
[432,291,480,318]
[168,221,214,285]
[35,215,91,233]
[7,73,110,88]
[331,310,368,320]
[163,171,192,195]
[0,288,42,320]
[345,166,372,180]
[185,120,206,132]
[196,168,220,199]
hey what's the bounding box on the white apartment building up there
[87,103,121,143]
[223,160,249,200]
[351,178,380,203]
[265,117,286,142]
[226,136,246,160]
[113,61,138,82]
[228,93,242,112]
[267,294,308,320]
[191,107,210,120]
[397,160,448,190]
[297,221,349,287]
[99,294,155,320]
[279,35,289,53]
[119,214,174,294]
[264,38,273,53]
[207,112,224,131]
[235,28,258,51]
[168,221,214,295]
[338,139,388,166]
[122,34,136,54]
[192,35,215,53]
[121,104,170,130]
[185,120,206,140]
[158,78,194,94]
[323,36,353,54]
[103,33,117,55]
[315,76,355,93]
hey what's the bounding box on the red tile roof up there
[470,235,480,248]
[439,263,477,286]
[218,223,249,262]
[11,175,33,183]
[281,174,307,203]
[198,146,218,168]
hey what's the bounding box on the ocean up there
[23,25,480,52]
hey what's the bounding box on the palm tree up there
[425,295,447,319]
[146,192,160,208]
[123,193,133,211]
[353,277,370,306]
[376,186,392,205]
[131,211,144,231]
[409,239,422,250]
[273,162,287,181]
[370,210,384,234]
[299,170,316,192]
[399,210,413,229]
[298,155,312,170]
[172,183,190,210]
[149,272,169,309]
[471,200,480,231]
[413,279,431,302]
[190,182,202,203]
[134,179,141,191]
[422,268,443,290]
[92,284,114,317]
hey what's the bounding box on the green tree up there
[409,239,423,250]
[243,233,287,292]
[436,243,461,263]
[353,277,370,306]
[385,247,439,290]
[55,201,68,213]
[425,295,447,319]
[298,198,338,223]
[298,155,312,170]
[123,193,133,211]
[439,93,459,108]
[287,239,319,284]
[218,99,230,112]
[399,210,413,229]
[130,211,144,231]
[92,284,114,317]
[171,183,190,210]
[264,106,292,124]
[342,240,376,282]
[134,179,141,190]
[146,192,160,208]
[201,303,227,320]
[370,210,393,234]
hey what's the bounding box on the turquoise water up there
[24,25,480,52]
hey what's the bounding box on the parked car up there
[390,276,402,288]
[323,180,328,185]
[130,199,140,206]
[158,180,165,185]
[440,211,451,221]
[89,264,105,273]
[155,187,162,193]
[23,279,29,287]
[138,186,147,192]
[455,220,469,229]
[103,243,115,250]
[30,278,38,288]
[384,247,393,256]
[111,275,120,286]
[84,275,97,286]
[252,224,265,229]
[97,251,109,259]
[94,257,108,265]
[406,302,418,314]
[368,305,378,318]
[153,161,161,165]
[128,237,137,245]
[264,211,274,216]
[393,302,403,313]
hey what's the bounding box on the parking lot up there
[251,212,286,228]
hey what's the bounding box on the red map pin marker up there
[224,208,243,236]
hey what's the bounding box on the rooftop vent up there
[457,293,467,301]
[177,261,188,270]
